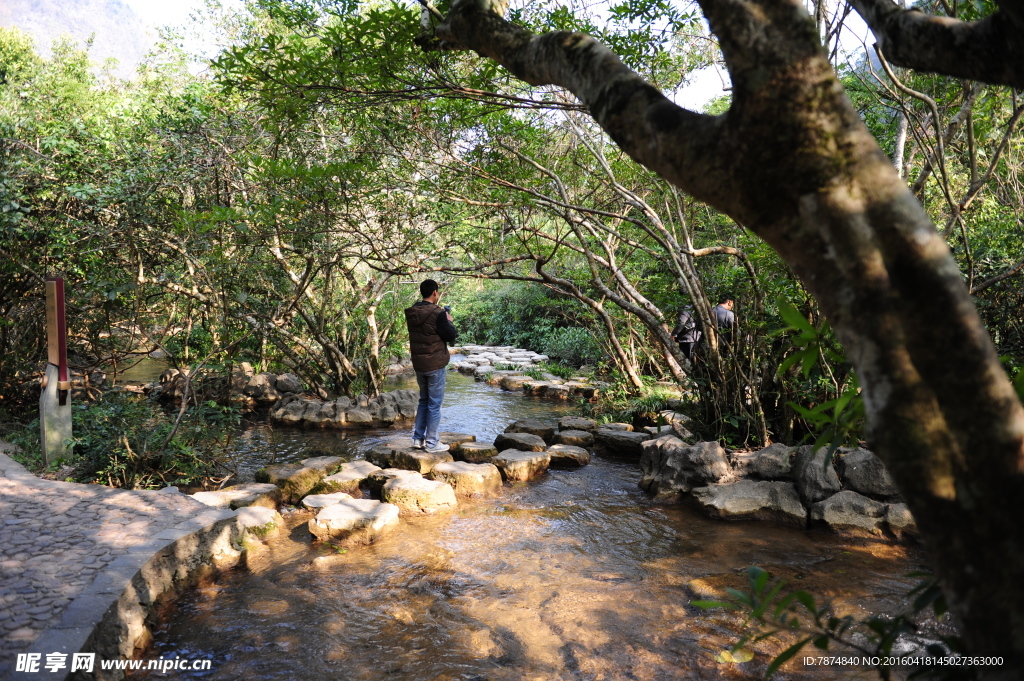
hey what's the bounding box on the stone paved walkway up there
[0,444,235,680]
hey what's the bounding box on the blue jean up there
[413,367,447,447]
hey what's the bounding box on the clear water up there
[133,370,931,680]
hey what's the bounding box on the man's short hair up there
[718,294,734,305]
[420,279,440,299]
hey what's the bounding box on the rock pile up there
[640,436,917,541]
[448,345,607,401]
[268,389,419,429]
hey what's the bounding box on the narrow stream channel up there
[133,368,930,680]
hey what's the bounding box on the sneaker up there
[424,443,450,453]
[412,439,425,450]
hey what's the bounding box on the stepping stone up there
[365,442,454,473]
[308,498,401,543]
[559,416,598,432]
[428,462,502,497]
[382,476,458,515]
[494,432,547,452]
[594,429,651,458]
[546,444,591,468]
[504,419,556,444]
[236,506,285,538]
[522,381,552,395]
[499,375,530,391]
[601,422,634,431]
[319,460,382,494]
[554,429,594,447]
[545,384,573,399]
[302,492,354,510]
[299,455,344,474]
[440,432,477,448]
[492,449,551,482]
[191,483,281,510]
[365,468,423,496]
[255,463,325,504]
[455,442,499,463]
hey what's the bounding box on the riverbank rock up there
[318,460,382,495]
[558,416,598,432]
[886,503,919,540]
[601,423,633,431]
[690,480,807,528]
[428,462,502,497]
[302,492,354,510]
[546,444,590,468]
[810,490,888,537]
[838,449,900,500]
[382,476,458,515]
[793,446,842,505]
[555,429,594,447]
[455,442,499,463]
[493,432,547,452]
[639,437,733,502]
[733,443,796,481]
[308,498,401,543]
[268,389,419,429]
[492,450,551,482]
[255,463,325,505]
[236,506,285,539]
[504,419,556,444]
[594,428,651,457]
[191,483,281,510]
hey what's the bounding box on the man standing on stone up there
[405,279,458,452]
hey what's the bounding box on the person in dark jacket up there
[404,279,458,452]
[712,295,736,347]
[671,305,702,361]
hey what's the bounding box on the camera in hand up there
[444,306,452,313]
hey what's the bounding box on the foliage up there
[694,566,965,680]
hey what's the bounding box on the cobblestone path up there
[0,445,232,680]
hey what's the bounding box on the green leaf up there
[777,298,815,333]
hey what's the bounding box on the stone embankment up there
[450,345,608,401]
[639,435,918,541]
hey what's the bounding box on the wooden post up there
[40,277,72,464]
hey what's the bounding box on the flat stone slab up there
[559,416,598,432]
[440,432,477,447]
[594,429,651,457]
[545,384,573,399]
[299,456,344,474]
[493,432,547,452]
[382,476,458,515]
[254,464,325,504]
[308,498,400,543]
[690,480,807,528]
[499,375,531,391]
[365,443,454,473]
[235,506,284,538]
[554,429,594,448]
[454,441,499,463]
[492,450,551,482]
[546,444,591,468]
[301,492,354,510]
[504,419,556,443]
[364,468,423,496]
[191,483,280,510]
[319,460,382,494]
[428,462,502,497]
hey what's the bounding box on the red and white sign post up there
[40,277,73,464]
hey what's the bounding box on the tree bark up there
[434,0,1024,668]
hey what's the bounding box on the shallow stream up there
[133,369,930,680]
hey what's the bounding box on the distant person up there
[712,295,736,347]
[405,279,458,452]
[671,305,702,361]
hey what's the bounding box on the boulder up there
[308,498,401,544]
[793,445,842,505]
[839,449,900,499]
[344,408,374,425]
[254,463,324,505]
[300,456,344,474]
[242,373,281,402]
[554,429,595,448]
[302,492,354,510]
[504,419,557,444]
[886,503,919,541]
[190,483,281,510]
[319,460,382,495]
[643,425,676,437]
[276,373,303,393]
[274,398,312,426]
[364,468,423,496]
[546,444,591,468]
[492,449,551,482]
[690,480,807,528]
[810,490,888,537]
[382,476,458,515]
[494,432,547,452]
[236,506,284,539]
[594,428,651,457]
[428,462,502,497]
[455,442,500,463]
[734,443,796,480]
[558,416,598,432]
[639,437,733,501]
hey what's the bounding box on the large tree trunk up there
[434,0,1024,669]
